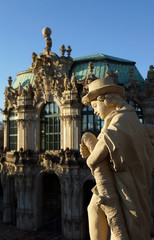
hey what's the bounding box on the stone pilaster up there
[15,173,35,230]
[61,90,81,150]
[3,119,8,150]
[16,95,37,151]
[60,166,84,240]
[1,175,12,223]
[142,101,154,124]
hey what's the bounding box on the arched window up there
[81,106,104,136]
[127,101,143,123]
[40,102,60,151]
[9,108,17,151]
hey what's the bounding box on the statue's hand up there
[80,142,90,158]
[81,132,98,153]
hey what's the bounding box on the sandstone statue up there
[80,77,154,240]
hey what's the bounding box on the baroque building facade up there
[0,27,154,239]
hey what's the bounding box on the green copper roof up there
[13,70,35,89]
[73,53,135,64]
[12,53,144,89]
[71,53,144,86]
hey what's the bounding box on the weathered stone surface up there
[80,77,153,239]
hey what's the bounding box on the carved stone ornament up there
[4,85,17,112]
[71,73,77,90]
[82,62,97,96]
[52,164,63,176]
[29,27,74,106]
[147,65,154,82]
[60,114,80,126]
[0,162,16,175]
[15,176,26,192]
[61,174,72,195]
[17,119,31,129]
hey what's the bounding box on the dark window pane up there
[54,117,59,132]
[81,106,103,136]
[127,100,143,123]
[45,104,48,114]
[82,106,87,112]
[82,115,87,124]
[50,103,54,114]
[94,115,101,131]
[88,115,94,131]
[40,102,60,151]
[101,120,104,128]
[54,103,59,114]
[9,118,17,151]
[88,106,93,112]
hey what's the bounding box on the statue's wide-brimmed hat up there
[82,78,125,106]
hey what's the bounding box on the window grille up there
[40,102,60,151]
[81,106,104,136]
[9,108,17,151]
[127,101,143,123]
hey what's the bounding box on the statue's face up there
[91,100,114,120]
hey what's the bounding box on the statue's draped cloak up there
[98,105,154,237]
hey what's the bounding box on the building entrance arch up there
[36,171,62,234]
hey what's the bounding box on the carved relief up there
[82,62,97,95]
[15,176,26,192]
[60,115,80,126]
[28,27,74,106]
[17,119,30,129]
[64,74,71,91]
[52,164,63,176]
[4,86,17,112]
[26,174,33,191]
[0,162,16,175]
[147,65,154,82]
[71,73,78,90]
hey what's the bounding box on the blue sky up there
[0,0,154,121]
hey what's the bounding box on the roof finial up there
[8,76,13,87]
[42,27,52,55]
[147,65,154,82]
[60,45,66,57]
[66,45,72,57]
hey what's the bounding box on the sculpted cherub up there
[64,74,71,91]
[71,73,77,90]
[80,77,153,240]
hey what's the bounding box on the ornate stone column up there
[60,172,73,239]
[60,166,84,240]
[15,173,35,230]
[17,95,37,151]
[61,90,81,150]
[71,173,82,239]
[142,101,154,124]
[3,119,8,150]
